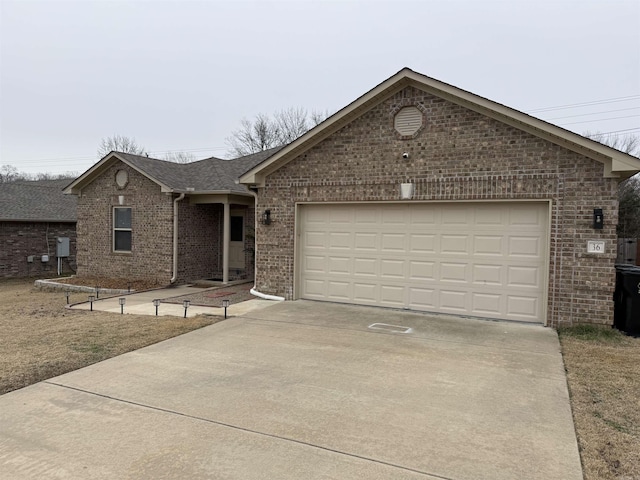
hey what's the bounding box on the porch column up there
[222,201,230,284]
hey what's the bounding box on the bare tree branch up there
[226,107,332,157]
[98,135,147,158]
[162,151,197,164]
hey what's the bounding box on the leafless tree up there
[162,151,197,164]
[0,164,19,183]
[226,107,331,157]
[0,165,77,183]
[97,135,147,158]
[584,131,639,158]
[617,175,640,238]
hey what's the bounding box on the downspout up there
[170,193,186,284]
[246,188,285,301]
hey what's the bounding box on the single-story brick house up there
[1,179,77,278]
[63,149,277,285]
[66,68,640,326]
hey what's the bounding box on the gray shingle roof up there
[0,179,77,222]
[116,147,282,194]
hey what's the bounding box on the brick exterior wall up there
[76,160,255,285]
[253,86,619,327]
[0,221,76,278]
[76,162,175,285]
[178,202,221,281]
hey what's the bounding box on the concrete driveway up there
[0,301,582,480]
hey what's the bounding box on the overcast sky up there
[1,0,638,176]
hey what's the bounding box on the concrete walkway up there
[69,284,275,317]
[0,301,583,480]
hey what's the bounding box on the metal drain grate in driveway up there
[368,323,413,334]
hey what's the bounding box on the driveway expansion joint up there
[43,380,454,480]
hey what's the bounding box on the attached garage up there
[240,68,640,327]
[297,202,549,323]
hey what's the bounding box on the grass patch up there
[557,324,626,342]
[0,278,219,395]
[558,324,640,480]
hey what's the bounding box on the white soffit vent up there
[394,106,423,136]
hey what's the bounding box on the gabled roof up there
[1,179,77,222]
[63,148,281,196]
[239,68,640,186]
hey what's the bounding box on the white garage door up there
[298,202,549,322]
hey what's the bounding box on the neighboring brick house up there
[0,179,77,278]
[239,68,640,327]
[63,150,274,286]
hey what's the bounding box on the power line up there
[526,95,640,113]
[545,107,639,121]
[558,114,640,126]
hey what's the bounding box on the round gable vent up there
[394,106,423,136]
[115,169,129,189]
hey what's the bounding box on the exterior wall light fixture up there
[261,209,272,225]
[593,208,604,229]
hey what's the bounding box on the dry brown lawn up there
[559,325,640,480]
[3,277,640,480]
[0,278,217,395]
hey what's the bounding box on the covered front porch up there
[177,193,255,285]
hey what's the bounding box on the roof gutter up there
[170,193,186,284]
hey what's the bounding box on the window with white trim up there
[113,207,132,252]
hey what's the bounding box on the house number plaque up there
[587,240,605,254]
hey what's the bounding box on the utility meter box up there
[57,237,70,258]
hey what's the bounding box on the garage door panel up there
[354,208,377,224]
[440,262,467,282]
[474,207,505,226]
[380,285,405,306]
[410,233,437,254]
[329,232,351,249]
[409,261,436,281]
[509,236,541,257]
[353,283,378,302]
[440,235,468,254]
[327,281,352,300]
[408,287,437,309]
[473,236,503,256]
[472,293,502,315]
[440,290,468,312]
[507,266,539,288]
[328,256,350,275]
[507,295,539,319]
[354,258,377,276]
[305,231,326,248]
[381,206,408,225]
[380,259,405,279]
[442,207,470,226]
[303,279,326,298]
[410,207,438,226]
[381,233,406,252]
[354,232,377,250]
[472,264,502,285]
[304,255,326,273]
[510,206,545,228]
[299,203,547,323]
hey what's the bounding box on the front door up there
[229,213,244,269]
